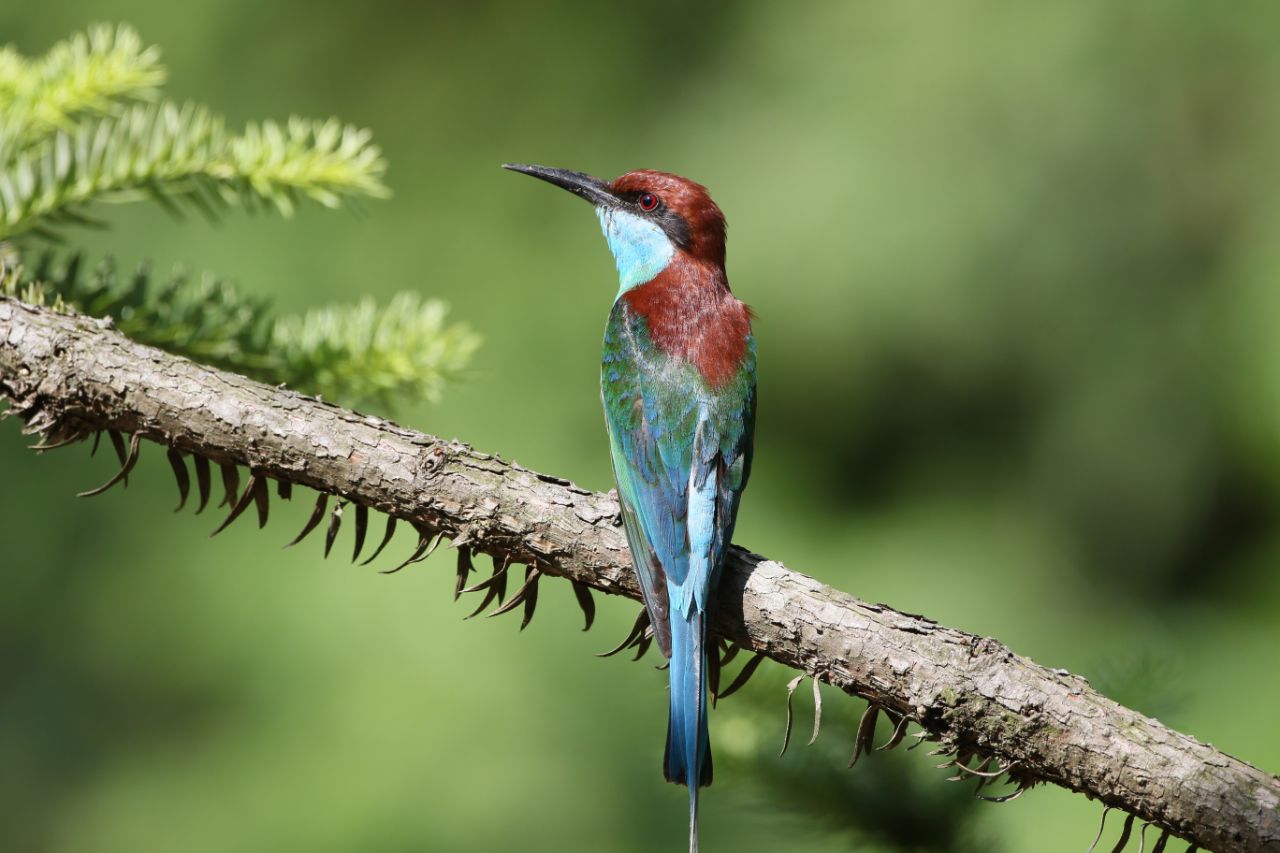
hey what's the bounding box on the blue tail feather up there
[664,608,711,852]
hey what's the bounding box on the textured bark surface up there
[2,297,1277,853]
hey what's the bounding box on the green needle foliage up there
[1,249,479,411]
[0,23,163,146]
[0,102,392,238]
[0,24,476,410]
[272,293,480,409]
[0,24,388,237]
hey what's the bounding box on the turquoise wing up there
[601,301,755,656]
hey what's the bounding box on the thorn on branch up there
[520,567,542,629]
[596,608,651,658]
[277,479,292,501]
[453,546,473,598]
[78,431,139,497]
[30,429,85,450]
[1086,807,1112,853]
[252,473,269,528]
[570,580,595,631]
[876,711,913,751]
[487,566,542,629]
[166,448,190,512]
[708,640,722,706]
[961,756,994,786]
[460,556,511,595]
[361,515,397,566]
[1151,828,1170,853]
[285,491,329,548]
[715,651,765,700]
[382,523,438,574]
[351,504,369,562]
[808,673,823,747]
[464,555,512,617]
[975,778,1031,804]
[779,673,804,757]
[954,758,1019,779]
[193,454,212,514]
[940,746,971,772]
[108,430,129,485]
[210,471,263,537]
[849,703,880,769]
[324,502,344,558]
[219,462,239,508]
[631,624,654,661]
[1111,813,1136,852]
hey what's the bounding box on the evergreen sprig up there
[2,251,479,409]
[0,23,163,148]
[0,24,471,409]
[272,293,481,408]
[0,25,388,239]
[0,101,389,239]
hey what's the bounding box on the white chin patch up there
[598,207,675,292]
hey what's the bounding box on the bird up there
[504,163,755,852]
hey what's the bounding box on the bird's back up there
[600,276,755,655]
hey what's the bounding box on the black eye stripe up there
[616,190,690,248]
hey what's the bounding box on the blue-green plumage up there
[602,285,755,846]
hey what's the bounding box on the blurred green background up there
[3,3,1280,851]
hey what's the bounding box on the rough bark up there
[2,296,1277,853]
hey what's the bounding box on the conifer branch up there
[0,102,388,238]
[2,297,1276,853]
[0,25,388,240]
[0,24,164,147]
[0,251,478,409]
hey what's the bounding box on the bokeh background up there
[3,3,1280,851]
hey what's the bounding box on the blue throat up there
[597,207,675,295]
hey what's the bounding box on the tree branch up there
[2,297,1277,853]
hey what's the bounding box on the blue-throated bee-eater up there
[505,164,756,852]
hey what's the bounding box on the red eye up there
[638,193,658,212]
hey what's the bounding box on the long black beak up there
[502,164,618,208]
